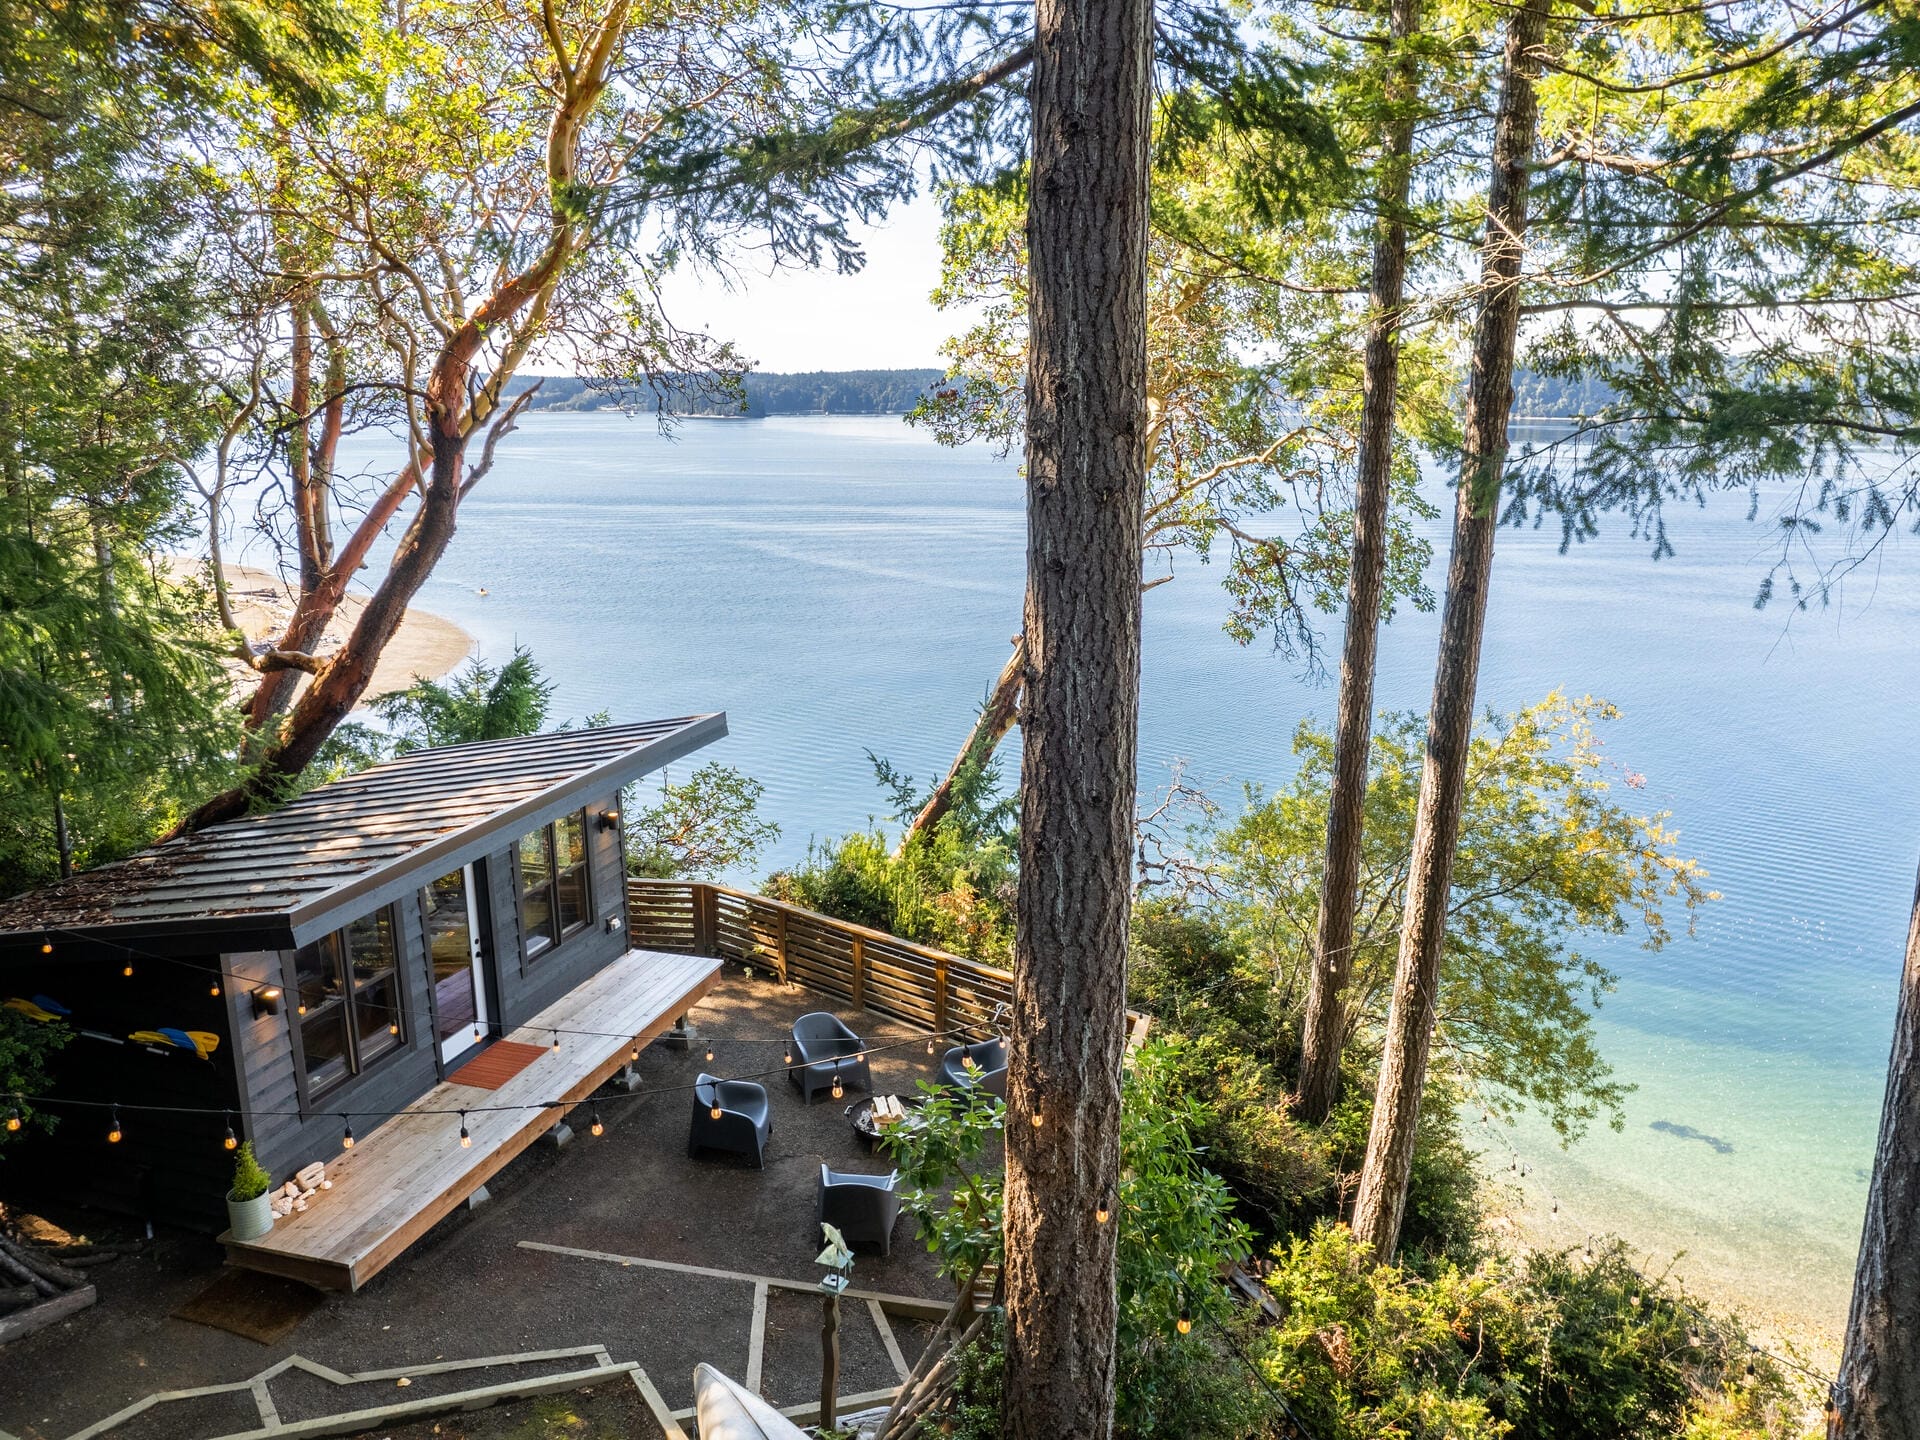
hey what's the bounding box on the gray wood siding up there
[231,889,443,1191]
[496,791,631,1027]
[129,792,632,1219]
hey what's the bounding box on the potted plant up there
[227,1141,273,1241]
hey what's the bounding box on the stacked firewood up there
[0,1205,122,1343]
[269,1161,329,1218]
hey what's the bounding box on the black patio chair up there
[939,1036,1009,1101]
[788,1011,871,1104]
[688,1073,772,1168]
[817,1163,902,1256]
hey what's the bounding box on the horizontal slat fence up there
[628,879,1013,1038]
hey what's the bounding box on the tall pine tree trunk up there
[1349,0,1548,1260]
[1296,0,1424,1125]
[1000,0,1152,1426]
[1830,863,1920,1437]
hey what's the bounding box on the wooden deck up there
[222,948,721,1292]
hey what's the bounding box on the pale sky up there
[653,191,961,373]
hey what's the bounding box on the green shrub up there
[1258,1225,1802,1440]
[230,1141,271,1202]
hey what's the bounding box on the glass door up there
[427,864,489,1066]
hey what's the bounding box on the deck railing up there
[626,879,1014,1039]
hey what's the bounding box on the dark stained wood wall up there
[0,954,239,1227]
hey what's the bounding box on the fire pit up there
[845,1094,919,1148]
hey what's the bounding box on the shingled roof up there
[0,714,725,956]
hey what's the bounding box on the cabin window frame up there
[286,903,411,1108]
[513,809,593,965]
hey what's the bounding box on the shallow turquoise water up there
[314,411,1915,1335]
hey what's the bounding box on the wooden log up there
[0,1285,96,1344]
[0,1236,81,1291]
[0,1284,38,1309]
[0,1250,55,1297]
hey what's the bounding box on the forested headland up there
[509,369,946,416]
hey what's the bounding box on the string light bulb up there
[342,1117,355,1149]
[40,940,52,955]
[223,1113,237,1151]
[123,961,134,978]
[1031,1111,1044,1128]
[926,1037,936,1056]
[1745,1349,1757,1380]
[1176,1307,1192,1336]
[784,1045,793,1066]
[704,1042,714,1063]
[107,1106,123,1144]
[5,1107,20,1133]
[388,1020,399,1035]
[710,1099,723,1121]
[831,1073,844,1100]
[551,1031,560,1053]
[474,1023,483,1040]
[459,1113,472,1148]
[1094,1198,1111,1225]
[590,1109,604,1138]
[630,1040,640,1062]
[210,982,221,998]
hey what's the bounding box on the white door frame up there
[437,863,491,1067]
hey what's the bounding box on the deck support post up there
[659,1015,697,1051]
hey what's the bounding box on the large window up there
[518,810,591,959]
[293,906,405,1100]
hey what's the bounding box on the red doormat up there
[449,1040,548,1090]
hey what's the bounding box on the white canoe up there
[692,1362,811,1440]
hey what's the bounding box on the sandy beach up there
[170,558,474,700]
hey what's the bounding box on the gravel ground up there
[0,972,954,1440]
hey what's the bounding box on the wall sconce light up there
[597,809,621,833]
[251,985,283,1018]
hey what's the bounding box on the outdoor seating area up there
[0,967,994,1439]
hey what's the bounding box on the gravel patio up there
[0,967,959,1440]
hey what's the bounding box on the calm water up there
[314,412,1915,1339]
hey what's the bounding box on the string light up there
[1031,1111,1043,1128]
[784,1045,794,1066]
[551,1031,560,1053]
[210,982,221,998]
[122,961,134,977]
[629,1040,640,1062]
[473,1023,482,1040]
[1094,1197,1111,1225]
[1176,1306,1192,1336]
[458,1113,471,1148]
[831,1073,844,1100]
[0,1025,976,1145]
[388,1020,399,1036]
[710,1098,723,1121]
[704,1042,715,1063]
[106,1105,123,1144]
[40,940,53,955]
[926,1037,936,1056]
[223,1113,237,1151]
[341,1117,355,1149]
[590,1109,604,1137]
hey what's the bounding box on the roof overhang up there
[0,712,727,961]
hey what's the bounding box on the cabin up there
[0,717,728,1289]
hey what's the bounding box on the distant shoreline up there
[169,558,474,699]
